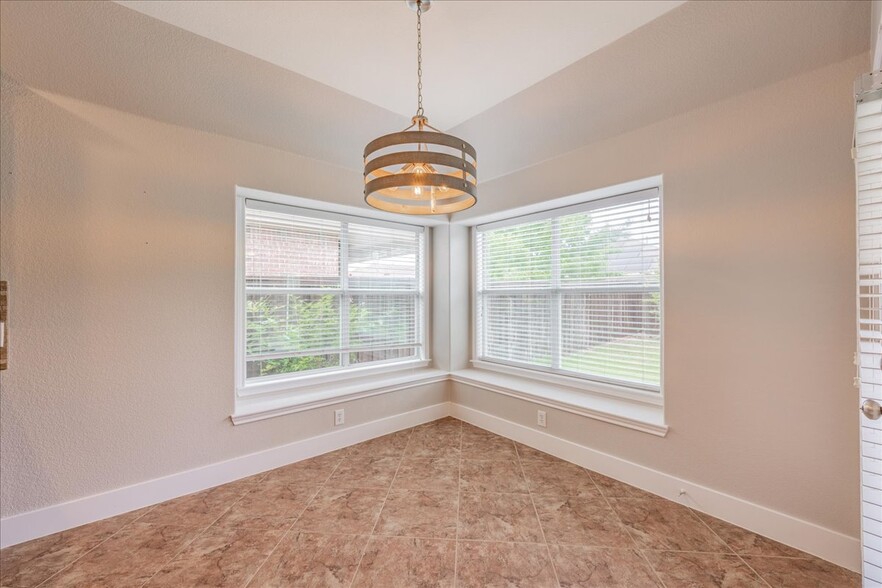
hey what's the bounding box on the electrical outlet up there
[334,409,345,426]
[537,410,547,428]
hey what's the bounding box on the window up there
[240,199,425,387]
[474,187,661,392]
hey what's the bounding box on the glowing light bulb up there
[413,163,426,197]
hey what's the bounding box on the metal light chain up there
[416,0,423,117]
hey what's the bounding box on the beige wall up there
[0,73,447,518]
[0,47,867,541]
[451,53,866,537]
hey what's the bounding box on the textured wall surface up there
[452,53,866,537]
[0,74,446,518]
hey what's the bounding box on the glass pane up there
[350,294,417,348]
[560,199,660,287]
[482,294,552,367]
[247,354,340,378]
[561,292,660,386]
[245,208,340,289]
[481,220,552,289]
[348,224,419,290]
[245,293,341,378]
[349,347,418,366]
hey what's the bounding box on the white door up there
[856,70,882,588]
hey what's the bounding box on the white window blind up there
[243,200,424,381]
[475,188,661,391]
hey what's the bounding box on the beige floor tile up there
[262,454,344,486]
[521,458,600,498]
[456,541,557,588]
[352,536,455,587]
[137,480,256,528]
[514,443,566,464]
[144,526,284,587]
[742,555,861,587]
[457,491,543,543]
[375,490,458,539]
[694,511,808,557]
[346,430,413,458]
[461,429,519,460]
[0,508,148,588]
[325,456,401,490]
[460,459,529,493]
[549,545,661,587]
[247,532,369,587]
[609,497,730,553]
[393,457,459,491]
[212,482,319,531]
[293,488,387,534]
[404,429,462,459]
[644,551,768,587]
[39,523,201,587]
[533,494,634,548]
[591,472,657,499]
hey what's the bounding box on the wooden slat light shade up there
[364,122,477,215]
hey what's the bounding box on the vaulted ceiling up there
[0,1,870,181]
[115,0,685,130]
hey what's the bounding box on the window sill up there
[449,368,668,437]
[231,367,448,425]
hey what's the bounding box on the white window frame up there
[234,187,433,406]
[469,180,664,410]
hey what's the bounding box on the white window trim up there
[234,186,434,418]
[463,175,665,427]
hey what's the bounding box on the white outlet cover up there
[334,409,345,426]
[537,410,547,427]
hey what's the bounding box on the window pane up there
[482,294,552,366]
[350,294,417,349]
[348,224,420,290]
[350,347,418,366]
[476,191,661,391]
[245,208,340,289]
[559,201,659,287]
[245,293,341,377]
[480,220,552,289]
[242,201,425,383]
[247,354,340,378]
[561,292,660,386]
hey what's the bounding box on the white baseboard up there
[0,402,450,549]
[450,403,862,573]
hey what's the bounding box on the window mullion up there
[551,218,562,370]
[340,222,350,368]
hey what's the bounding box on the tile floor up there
[0,417,861,587]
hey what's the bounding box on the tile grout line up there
[585,472,668,588]
[347,425,418,587]
[453,418,463,588]
[136,471,274,587]
[241,453,349,588]
[688,508,774,588]
[33,499,161,588]
[141,472,282,588]
[514,441,562,588]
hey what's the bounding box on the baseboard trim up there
[0,402,450,549]
[450,403,862,573]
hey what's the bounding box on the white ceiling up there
[115,0,684,129]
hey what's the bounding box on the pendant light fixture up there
[364,0,477,215]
